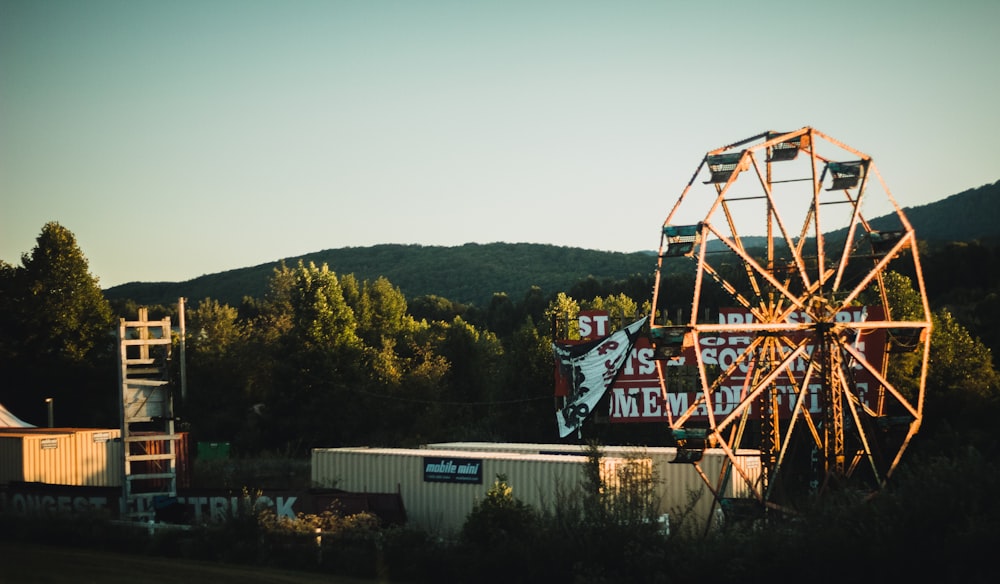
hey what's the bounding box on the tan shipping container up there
[311,447,651,535]
[0,431,77,485]
[0,428,122,487]
[72,429,123,487]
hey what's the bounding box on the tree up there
[918,307,1000,455]
[189,298,240,356]
[927,308,999,401]
[486,292,516,339]
[0,222,114,426]
[0,259,21,362]
[234,261,366,452]
[516,285,548,330]
[182,299,250,443]
[861,271,928,401]
[545,292,580,340]
[583,293,641,329]
[266,261,360,351]
[496,318,556,442]
[13,222,113,362]
[409,294,467,324]
[429,317,505,439]
[361,276,410,345]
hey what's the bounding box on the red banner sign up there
[555,308,887,422]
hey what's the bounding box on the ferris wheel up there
[649,128,932,511]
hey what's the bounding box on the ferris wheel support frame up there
[650,127,932,514]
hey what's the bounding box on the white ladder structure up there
[117,308,179,521]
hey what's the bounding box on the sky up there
[2,0,998,288]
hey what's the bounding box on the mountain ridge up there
[105,180,1000,308]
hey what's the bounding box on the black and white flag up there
[554,316,647,438]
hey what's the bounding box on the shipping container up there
[0,431,77,485]
[311,447,651,535]
[0,428,123,487]
[127,431,192,488]
[424,442,762,530]
[71,428,123,487]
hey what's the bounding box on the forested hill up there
[877,180,1000,243]
[104,243,658,308]
[104,180,1000,308]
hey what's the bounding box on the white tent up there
[0,403,36,427]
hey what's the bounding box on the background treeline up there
[1,223,651,453]
[2,209,1000,457]
[0,218,1000,456]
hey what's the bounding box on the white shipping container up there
[425,442,762,530]
[311,447,651,535]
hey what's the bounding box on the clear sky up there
[2,0,997,288]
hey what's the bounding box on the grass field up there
[1,542,378,584]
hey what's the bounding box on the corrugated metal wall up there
[128,431,191,488]
[73,429,122,487]
[0,432,76,484]
[311,447,650,534]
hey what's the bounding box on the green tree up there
[409,294,467,324]
[12,222,113,362]
[496,318,557,442]
[545,292,580,340]
[361,276,410,345]
[461,473,538,546]
[181,298,250,443]
[516,285,548,331]
[268,261,360,351]
[0,259,21,362]
[861,271,928,401]
[583,292,641,329]
[927,308,999,401]
[917,307,999,454]
[458,474,542,582]
[239,261,365,452]
[0,222,114,426]
[486,292,516,338]
[430,317,505,439]
[189,298,240,355]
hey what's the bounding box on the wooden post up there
[178,298,187,403]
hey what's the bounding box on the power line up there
[348,387,550,407]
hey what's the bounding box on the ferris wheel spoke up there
[672,331,770,428]
[714,343,810,434]
[707,225,808,311]
[744,158,818,292]
[830,192,866,291]
[720,201,768,299]
[833,363,881,480]
[834,231,918,312]
[841,342,920,419]
[846,402,881,481]
[765,360,819,495]
[699,260,762,319]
